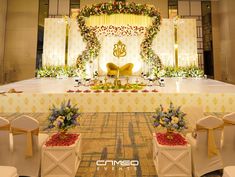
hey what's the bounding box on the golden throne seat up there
[106,63,134,76]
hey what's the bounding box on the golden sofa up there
[106,63,134,76]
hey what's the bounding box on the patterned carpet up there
[1,113,222,177]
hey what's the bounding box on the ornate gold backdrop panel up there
[43,18,66,66]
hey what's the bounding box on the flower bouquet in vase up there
[153,102,187,140]
[46,100,80,140]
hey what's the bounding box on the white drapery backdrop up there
[43,18,67,66]
[42,18,197,76]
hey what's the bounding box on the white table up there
[41,134,82,177]
[153,133,192,177]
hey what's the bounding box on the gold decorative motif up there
[221,106,225,113]
[181,98,186,104]
[113,40,127,81]
[111,105,116,112]
[103,97,108,104]
[8,98,13,105]
[135,98,139,104]
[150,98,155,104]
[127,105,132,112]
[229,98,234,104]
[24,98,29,105]
[87,98,92,104]
[16,106,20,112]
[119,98,124,104]
[95,106,100,112]
[31,106,36,113]
[213,98,218,105]
[113,40,127,58]
[40,98,45,105]
[197,98,202,105]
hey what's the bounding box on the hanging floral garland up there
[90,25,146,37]
[76,1,162,70]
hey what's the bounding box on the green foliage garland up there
[154,65,204,78]
[36,65,79,78]
[36,65,204,78]
[76,1,162,70]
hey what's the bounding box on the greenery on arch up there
[76,1,162,70]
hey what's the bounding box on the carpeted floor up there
[2,113,222,177]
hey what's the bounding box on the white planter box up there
[153,133,192,177]
[41,134,82,177]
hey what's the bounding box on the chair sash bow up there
[196,124,223,158]
[0,124,10,131]
[11,127,39,157]
[223,119,235,126]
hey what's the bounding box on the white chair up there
[222,113,235,166]
[11,115,48,177]
[0,166,18,177]
[181,106,204,132]
[0,117,11,166]
[223,166,235,177]
[187,116,224,177]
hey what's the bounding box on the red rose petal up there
[45,133,80,147]
[155,133,187,146]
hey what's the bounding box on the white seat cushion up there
[0,166,18,177]
[223,166,235,177]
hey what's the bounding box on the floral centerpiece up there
[46,100,80,139]
[153,102,187,139]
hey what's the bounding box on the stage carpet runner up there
[1,112,222,177]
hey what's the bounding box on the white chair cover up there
[0,117,11,166]
[222,113,235,166]
[181,106,204,132]
[11,115,48,177]
[223,166,235,177]
[186,116,224,177]
[0,166,18,177]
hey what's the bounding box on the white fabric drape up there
[86,14,152,27]
[43,18,66,66]
[68,19,86,66]
[153,19,175,66]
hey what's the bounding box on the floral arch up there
[76,1,162,71]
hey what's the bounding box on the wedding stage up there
[0,77,235,113]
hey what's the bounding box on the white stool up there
[0,166,18,177]
[223,166,235,177]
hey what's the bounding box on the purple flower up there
[173,124,179,129]
[67,100,71,108]
[153,115,158,119]
[57,121,62,128]
[154,122,159,127]
[49,116,56,121]
[164,118,170,122]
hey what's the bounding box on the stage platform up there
[0,77,235,113]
